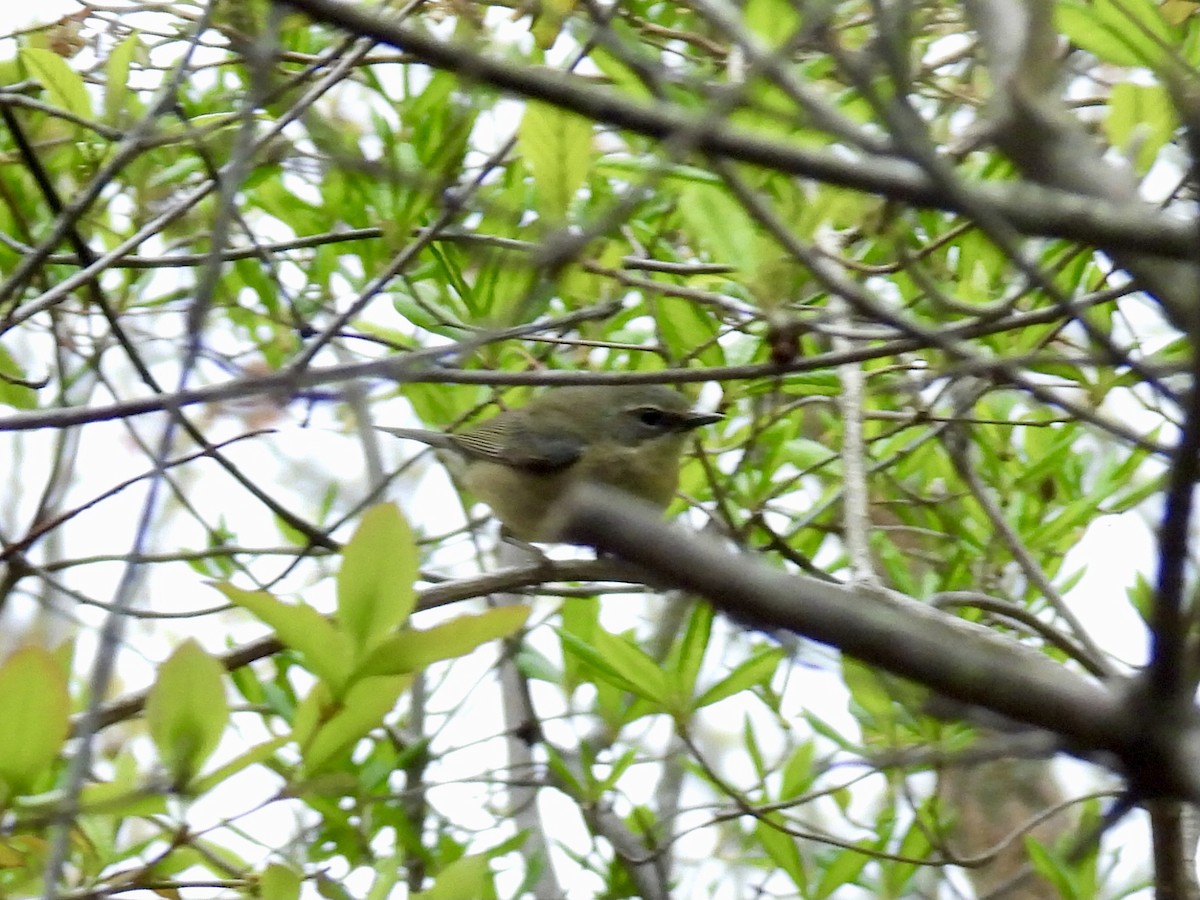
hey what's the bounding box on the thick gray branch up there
[554,485,1200,802]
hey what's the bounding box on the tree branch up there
[279,0,1200,258]
[554,485,1200,801]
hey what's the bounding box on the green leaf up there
[779,741,815,798]
[365,851,403,899]
[1057,4,1143,65]
[1106,82,1176,174]
[413,854,491,900]
[408,68,477,177]
[592,746,638,794]
[337,503,419,651]
[694,646,784,710]
[260,864,303,900]
[425,242,475,318]
[80,748,169,818]
[190,735,289,795]
[544,744,585,797]
[842,658,897,725]
[302,674,411,773]
[743,714,766,779]
[104,33,141,125]
[518,101,593,221]
[1163,0,1200,25]
[677,183,759,271]
[667,603,713,701]
[756,814,806,891]
[655,297,723,367]
[559,628,669,708]
[882,807,934,896]
[145,640,230,787]
[586,45,653,101]
[514,644,561,683]
[1103,0,1178,54]
[1056,0,1177,68]
[559,596,600,691]
[743,0,800,48]
[1025,838,1079,899]
[0,647,69,804]
[355,606,530,678]
[19,47,92,119]
[0,346,36,410]
[1029,495,1101,549]
[391,287,469,335]
[316,872,355,900]
[814,846,870,898]
[215,583,353,695]
[291,683,325,747]
[1105,471,1164,513]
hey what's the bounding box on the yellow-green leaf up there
[757,813,807,891]
[190,735,288,796]
[302,674,411,773]
[586,46,653,101]
[694,647,785,710]
[356,606,531,678]
[260,863,302,900]
[1106,82,1176,174]
[337,503,418,651]
[677,183,759,272]
[215,583,353,694]
[145,640,229,787]
[518,102,593,222]
[1056,0,1177,68]
[18,48,92,119]
[1162,0,1200,25]
[743,0,800,48]
[104,33,141,125]
[77,748,169,822]
[559,627,669,707]
[80,779,169,819]
[668,603,713,701]
[413,854,491,900]
[0,647,69,804]
[291,684,325,748]
[0,346,36,410]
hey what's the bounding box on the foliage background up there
[0,0,1192,897]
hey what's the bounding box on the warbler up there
[378,384,721,542]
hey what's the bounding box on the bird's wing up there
[451,419,583,472]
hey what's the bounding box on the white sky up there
[0,2,79,40]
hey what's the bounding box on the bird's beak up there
[683,410,723,430]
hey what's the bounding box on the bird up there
[378,384,721,542]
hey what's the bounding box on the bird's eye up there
[634,407,671,429]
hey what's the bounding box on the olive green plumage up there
[378,384,721,541]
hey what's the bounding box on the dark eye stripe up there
[634,407,678,429]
